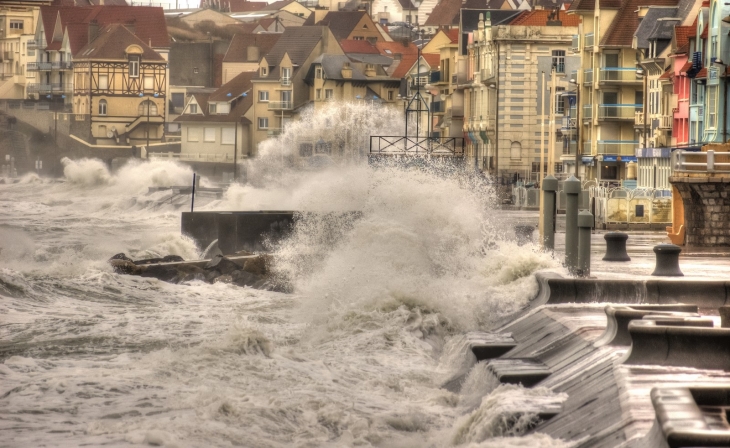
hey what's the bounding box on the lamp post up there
[636,67,648,150]
[569,76,581,178]
[713,59,728,143]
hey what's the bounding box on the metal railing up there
[584,33,594,48]
[563,141,577,155]
[430,71,441,83]
[27,83,72,93]
[149,153,235,162]
[267,101,292,110]
[583,69,593,84]
[431,101,444,113]
[583,104,592,119]
[596,140,639,155]
[27,62,51,71]
[267,128,283,137]
[660,115,672,129]
[598,104,642,120]
[27,39,39,49]
[672,149,730,173]
[571,35,579,52]
[369,136,465,157]
[599,67,641,83]
[51,61,72,70]
[635,111,645,125]
[280,78,291,86]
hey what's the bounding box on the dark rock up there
[243,255,272,276]
[110,259,141,275]
[162,255,185,263]
[139,265,179,282]
[230,269,264,287]
[214,274,234,284]
[205,255,242,275]
[109,253,133,263]
[173,265,207,283]
[205,270,221,283]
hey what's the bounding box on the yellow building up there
[72,24,167,147]
[0,3,39,99]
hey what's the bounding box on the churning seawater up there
[1,103,570,448]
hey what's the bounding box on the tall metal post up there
[577,210,593,277]
[542,174,558,250]
[574,82,581,177]
[564,175,581,273]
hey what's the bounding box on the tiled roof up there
[397,0,417,9]
[460,9,527,32]
[446,28,459,43]
[258,26,331,79]
[695,67,707,78]
[675,25,693,50]
[52,0,128,5]
[340,39,379,54]
[423,53,440,68]
[391,54,418,78]
[424,0,460,26]
[261,0,295,10]
[508,9,581,26]
[314,11,368,41]
[210,0,267,12]
[600,0,679,47]
[659,70,672,79]
[74,23,164,60]
[680,61,692,72]
[568,0,621,11]
[223,33,281,63]
[209,71,255,102]
[376,41,418,56]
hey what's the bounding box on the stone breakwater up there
[454,272,730,447]
[109,252,282,291]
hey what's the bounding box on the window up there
[260,66,268,77]
[258,117,268,129]
[282,67,291,81]
[189,103,198,114]
[353,36,364,40]
[259,90,269,102]
[554,87,565,114]
[143,76,154,90]
[138,100,157,116]
[98,74,108,90]
[98,99,107,115]
[315,67,322,79]
[129,56,140,78]
[712,36,718,58]
[222,127,235,145]
[551,50,565,74]
[193,67,199,74]
[388,90,393,101]
[209,103,217,114]
[187,128,200,142]
[9,20,23,30]
[708,85,717,128]
[510,141,522,159]
[325,89,333,99]
[204,127,216,142]
[218,103,230,114]
[316,88,322,100]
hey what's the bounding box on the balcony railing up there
[267,128,283,137]
[584,33,594,48]
[480,68,493,83]
[280,78,291,86]
[598,67,641,83]
[583,104,592,120]
[635,111,645,125]
[431,101,444,113]
[584,69,593,84]
[27,83,71,93]
[596,140,639,156]
[430,71,441,83]
[28,62,52,71]
[563,141,577,155]
[27,39,39,50]
[268,101,292,110]
[51,61,72,70]
[660,115,672,129]
[571,35,579,52]
[598,104,642,120]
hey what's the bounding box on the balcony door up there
[604,53,619,81]
[603,91,618,118]
[281,90,291,108]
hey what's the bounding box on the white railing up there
[149,152,235,162]
[672,149,730,173]
[267,101,292,110]
[660,115,672,129]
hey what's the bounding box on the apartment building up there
[0,4,39,99]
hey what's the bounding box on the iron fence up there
[369,136,465,157]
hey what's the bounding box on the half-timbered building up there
[72,23,167,146]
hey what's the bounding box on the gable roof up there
[175,72,253,124]
[397,0,418,9]
[204,0,267,12]
[375,40,418,57]
[423,53,440,68]
[674,25,693,54]
[340,39,379,54]
[223,33,281,63]
[390,54,418,78]
[256,26,334,79]
[634,7,678,49]
[261,0,295,10]
[314,11,370,40]
[74,23,164,60]
[459,9,525,31]
[508,9,581,26]
[600,0,679,48]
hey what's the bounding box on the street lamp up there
[713,59,728,143]
[569,77,581,178]
[488,82,498,178]
[636,67,648,149]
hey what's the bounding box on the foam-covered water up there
[0,103,568,447]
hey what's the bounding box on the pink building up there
[671,24,694,146]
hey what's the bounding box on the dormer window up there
[282,67,291,80]
[315,66,322,79]
[189,103,198,114]
[129,55,140,78]
[261,66,268,77]
[209,103,217,114]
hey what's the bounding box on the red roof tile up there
[696,67,707,78]
[74,23,163,60]
[680,61,692,72]
[508,9,581,26]
[569,0,622,11]
[423,53,440,68]
[391,54,418,78]
[340,39,379,54]
[446,28,459,43]
[375,40,418,57]
[659,70,672,79]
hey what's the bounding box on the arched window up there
[138,100,157,116]
[510,141,522,159]
[98,99,107,116]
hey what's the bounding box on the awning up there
[480,131,489,143]
[603,155,618,162]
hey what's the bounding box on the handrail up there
[672,149,730,173]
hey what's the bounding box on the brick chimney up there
[341,61,352,79]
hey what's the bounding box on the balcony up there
[598,67,641,83]
[598,104,641,120]
[268,101,292,110]
[480,68,493,83]
[563,141,577,155]
[280,77,291,86]
[584,33,594,49]
[28,62,52,71]
[596,140,639,156]
[660,114,672,129]
[27,83,71,94]
[571,35,579,53]
[431,101,444,113]
[584,69,593,85]
[27,39,39,50]
[267,128,283,137]
[52,61,72,70]
[583,104,592,120]
[635,110,645,125]
[430,71,441,83]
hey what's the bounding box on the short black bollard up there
[651,244,683,277]
[603,232,631,262]
[514,225,535,246]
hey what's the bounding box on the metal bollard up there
[564,175,581,272]
[514,225,535,246]
[603,232,631,261]
[651,244,683,276]
[577,210,593,277]
[541,175,558,251]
